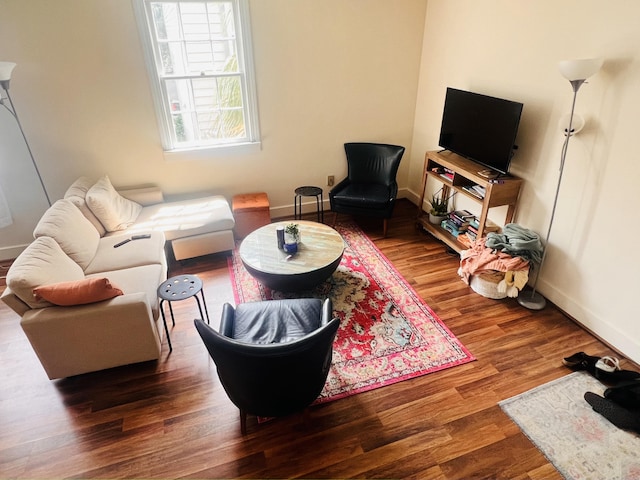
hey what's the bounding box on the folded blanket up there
[458,237,530,285]
[485,223,543,265]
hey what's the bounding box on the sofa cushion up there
[33,277,124,306]
[33,199,100,270]
[83,232,167,275]
[6,236,85,309]
[64,177,107,236]
[88,263,167,319]
[127,195,235,241]
[86,175,142,232]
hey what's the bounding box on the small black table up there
[294,186,324,223]
[157,274,210,352]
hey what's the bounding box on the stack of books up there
[440,210,474,237]
[459,217,501,245]
[465,217,481,243]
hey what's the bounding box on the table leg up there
[199,288,210,324]
[159,299,173,352]
[193,295,207,326]
[168,301,176,327]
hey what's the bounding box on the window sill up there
[163,141,262,161]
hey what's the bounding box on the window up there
[133,0,260,152]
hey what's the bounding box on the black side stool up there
[157,274,210,352]
[294,186,324,223]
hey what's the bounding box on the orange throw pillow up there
[33,278,124,306]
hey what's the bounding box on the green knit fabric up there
[485,223,543,265]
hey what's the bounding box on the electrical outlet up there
[327,175,334,187]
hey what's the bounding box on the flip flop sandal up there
[584,391,640,433]
[562,352,601,373]
[595,356,620,373]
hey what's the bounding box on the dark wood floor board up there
[0,200,626,479]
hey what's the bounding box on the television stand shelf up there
[416,150,522,253]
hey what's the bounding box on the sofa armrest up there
[117,185,165,206]
[1,286,31,317]
[20,292,162,379]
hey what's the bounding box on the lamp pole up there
[518,86,579,310]
[0,62,52,207]
[518,58,602,310]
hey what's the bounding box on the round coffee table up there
[239,221,344,291]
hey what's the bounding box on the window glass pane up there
[139,0,259,150]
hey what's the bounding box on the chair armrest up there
[220,303,236,337]
[321,298,334,326]
[329,178,350,198]
[117,185,165,206]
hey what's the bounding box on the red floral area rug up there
[227,222,475,404]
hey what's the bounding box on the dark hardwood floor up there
[0,200,626,479]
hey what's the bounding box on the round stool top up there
[295,186,323,196]
[157,274,203,302]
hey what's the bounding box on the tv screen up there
[438,88,523,175]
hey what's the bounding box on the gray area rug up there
[500,371,640,479]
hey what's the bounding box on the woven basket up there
[470,270,507,299]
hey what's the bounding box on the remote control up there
[113,238,132,248]
[132,234,151,240]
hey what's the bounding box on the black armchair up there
[329,142,405,236]
[194,298,339,434]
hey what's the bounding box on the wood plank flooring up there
[0,200,626,479]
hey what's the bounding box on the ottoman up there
[232,192,271,239]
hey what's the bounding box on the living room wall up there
[0,0,427,259]
[2,1,639,365]
[408,0,640,363]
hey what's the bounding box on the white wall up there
[410,0,640,363]
[0,0,427,258]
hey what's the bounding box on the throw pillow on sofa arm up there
[33,277,124,306]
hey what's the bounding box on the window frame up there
[132,0,261,154]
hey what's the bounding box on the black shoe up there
[584,391,640,433]
[604,380,640,409]
[595,368,640,385]
[562,352,600,373]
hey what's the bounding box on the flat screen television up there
[438,88,523,175]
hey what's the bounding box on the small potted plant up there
[429,189,451,224]
[283,223,300,253]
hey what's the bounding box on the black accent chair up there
[329,142,405,237]
[194,298,340,434]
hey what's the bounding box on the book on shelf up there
[452,209,475,220]
[462,185,484,199]
[441,219,468,237]
[457,233,474,248]
[448,215,470,229]
[440,220,460,237]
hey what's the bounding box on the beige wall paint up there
[0,0,427,258]
[411,0,640,363]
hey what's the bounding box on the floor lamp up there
[0,61,52,207]
[518,58,603,310]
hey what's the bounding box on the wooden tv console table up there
[416,150,522,253]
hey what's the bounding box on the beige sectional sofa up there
[1,176,235,379]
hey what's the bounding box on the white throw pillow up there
[64,176,107,236]
[86,175,142,232]
[6,236,85,309]
[33,199,101,270]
